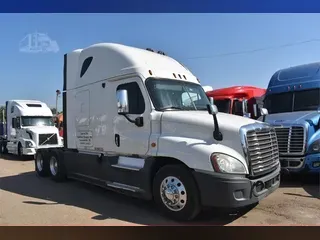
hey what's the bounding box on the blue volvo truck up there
[261,62,320,174]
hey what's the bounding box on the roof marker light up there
[178,74,182,79]
[197,78,200,83]
[183,75,187,80]
[146,48,154,52]
[149,70,153,75]
[173,73,176,78]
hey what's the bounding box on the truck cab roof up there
[7,100,52,117]
[267,62,320,95]
[206,86,266,100]
[67,43,199,91]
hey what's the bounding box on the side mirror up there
[207,104,218,115]
[253,104,258,118]
[242,99,248,116]
[260,107,268,122]
[260,107,269,116]
[116,89,129,114]
[209,97,214,105]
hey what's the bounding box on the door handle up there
[115,134,120,147]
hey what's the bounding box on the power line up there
[185,38,320,60]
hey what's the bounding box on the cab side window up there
[117,82,145,114]
[12,118,16,128]
[16,117,20,128]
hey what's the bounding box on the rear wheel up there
[35,152,50,177]
[153,165,201,221]
[49,152,67,182]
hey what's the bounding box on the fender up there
[156,136,249,174]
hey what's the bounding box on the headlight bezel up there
[308,139,320,154]
[25,141,33,148]
[210,153,247,174]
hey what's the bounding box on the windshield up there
[214,99,231,113]
[21,116,54,127]
[145,78,210,111]
[264,89,320,114]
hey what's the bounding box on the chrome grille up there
[274,126,305,155]
[246,128,279,176]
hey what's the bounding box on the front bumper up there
[304,153,320,173]
[23,144,63,156]
[22,147,36,155]
[192,165,280,208]
[280,154,320,173]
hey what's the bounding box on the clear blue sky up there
[1,13,320,110]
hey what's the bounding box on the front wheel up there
[0,141,8,154]
[18,143,24,158]
[153,165,201,222]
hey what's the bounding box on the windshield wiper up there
[158,106,183,111]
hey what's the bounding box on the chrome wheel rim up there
[160,176,187,212]
[49,156,58,176]
[36,154,43,172]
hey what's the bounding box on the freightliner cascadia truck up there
[34,43,280,221]
[0,100,63,158]
[261,62,320,175]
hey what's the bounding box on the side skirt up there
[39,148,155,201]
[67,172,148,199]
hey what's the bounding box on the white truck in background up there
[0,100,63,158]
[35,43,280,221]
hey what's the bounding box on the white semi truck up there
[0,100,63,157]
[35,43,281,221]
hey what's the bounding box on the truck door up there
[10,117,17,141]
[113,78,151,156]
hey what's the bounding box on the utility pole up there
[55,89,61,116]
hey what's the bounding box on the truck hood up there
[264,111,320,126]
[23,126,59,134]
[161,111,258,155]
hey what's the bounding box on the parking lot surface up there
[0,154,319,225]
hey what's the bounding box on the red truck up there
[205,86,266,120]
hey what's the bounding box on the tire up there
[18,143,24,158]
[153,164,201,221]
[0,141,8,154]
[35,151,50,177]
[48,151,67,182]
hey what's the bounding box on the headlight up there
[25,141,33,148]
[210,153,247,174]
[309,139,320,153]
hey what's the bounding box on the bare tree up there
[51,108,57,115]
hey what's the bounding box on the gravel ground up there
[0,154,319,225]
